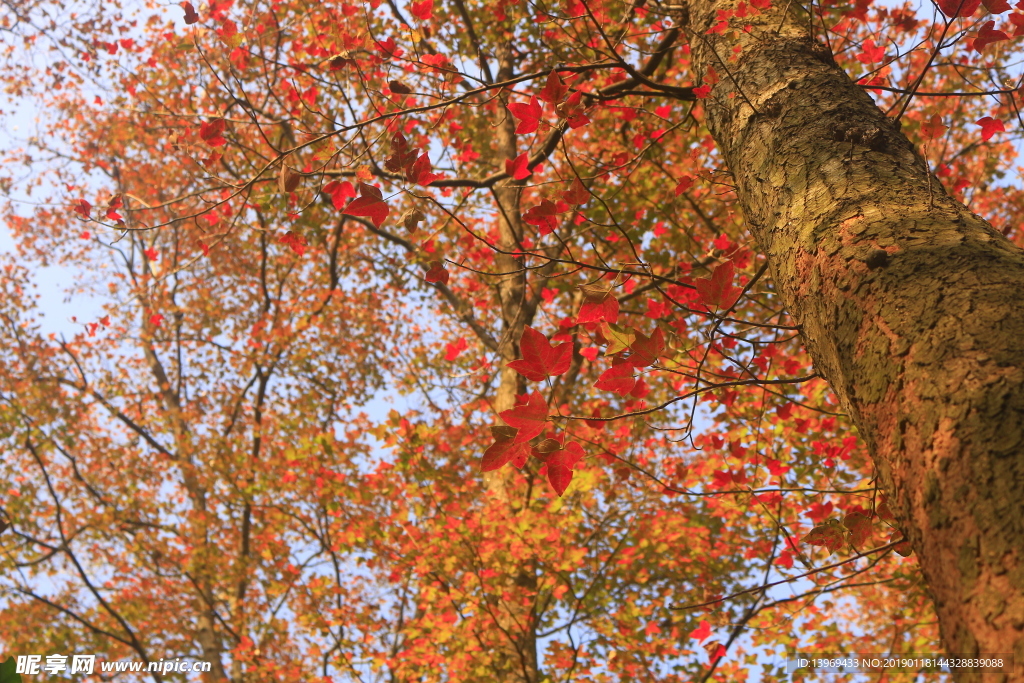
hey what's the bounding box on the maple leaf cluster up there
[3,0,1020,677]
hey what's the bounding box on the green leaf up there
[599,321,636,355]
[312,144,337,163]
[0,657,23,683]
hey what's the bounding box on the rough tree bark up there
[479,41,542,683]
[686,0,1024,679]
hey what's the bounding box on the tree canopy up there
[1,0,1023,680]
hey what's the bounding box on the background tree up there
[1,0,1023,680]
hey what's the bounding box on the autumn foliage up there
[0,0,1023,679]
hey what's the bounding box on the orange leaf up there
[842,512,872,549]
[802,520,845,554]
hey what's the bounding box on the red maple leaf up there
[712,233,735,253]
[1009,12,1024,35]
[776,550,795,569]
[806,500,834,524]
[410,0,433,21]
[424,260,449,284]
[705,642,726,664]
[694,261,741,309]
[556,90,590,129]
[977,116,1006,141]
[420,53,450,70]
[856,39,885,63]
[522,199,567,235]
[645,297,669,319]
[505,152,533,180]
[343,183,389,228]
[707,19,728,34]
[499,392,548,442]
[216,19,240,47]
[509,95,543,134]
[712,469,745,488]
[481,426,531,471]
[861,75,888,93]
[407,153,440,186]
[936,0,981,16]
[375,37,401,59]
[385,140,418,174]
[584,405,608,430]
[444,336,468,361]
[390,130,410,149]
[983,0,1012,11]
[594,362,636,396]
[278,231,308,256]
[561,177,589,205]
[973,21,1010,51]
[538,70,569,104]
[577,284,619,324]
[182,1,200,24]
[674,175,694,196]
[629,326,665,367]
[690,620,713,643]
[323,180,357,210]
[507,326,572,381]
[541,441,586,496]
[73,199,92,219]
[920,114,947,140]
[199,118,227,146]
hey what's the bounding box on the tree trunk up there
[687,0,1024,678]
[477,41,542,683]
